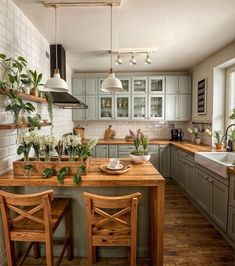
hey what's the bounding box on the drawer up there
[118,145,135,152]
[178,149,194,162]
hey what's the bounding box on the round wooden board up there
[100,163,132,175]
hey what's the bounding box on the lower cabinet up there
[96,145,118,158]
[170,145,178,181]
[228,206,235,241]
[195,166,228,231]
[148,145,159,170]
[159,145,171,177]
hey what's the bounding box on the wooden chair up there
[0,189,73,266]
[83,192,141,266]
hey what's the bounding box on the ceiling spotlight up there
[145,52,151,64]
[130,52,136,65]
[116,52,122,65]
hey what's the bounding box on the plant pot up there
[30,87,39,97]
[129,153,150,164]
[195,138,201,145]
[215,142,225,150]
[22,86,31,94]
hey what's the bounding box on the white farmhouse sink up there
[195,152,235,178]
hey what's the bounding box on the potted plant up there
[129,129,150,164]
[205,129,224,150]
[30,132,41,161]
[17,133,32,162]
[229,108,235,120]
[187,127,201,144]
[229,128,235,151]
[39,134,58,161]
[28,70,44,97]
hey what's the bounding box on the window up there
[226,65,235,126]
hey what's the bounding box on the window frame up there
[225,65,235,127]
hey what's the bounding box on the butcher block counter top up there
[91,139,214,154]
[0,158,165,266]
[227,167,235,175]
[0,158,164,187]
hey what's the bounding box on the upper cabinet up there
[72,74,191,122]
[149,76,165,93]
[132,77,148,93]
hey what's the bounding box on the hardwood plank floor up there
[22,179,235,266]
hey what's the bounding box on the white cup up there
[110,158,120,168]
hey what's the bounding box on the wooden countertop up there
[0,158,164,187]
[228,167,235,175]
[91,139,214,154]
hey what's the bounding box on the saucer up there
[107,163,124,170]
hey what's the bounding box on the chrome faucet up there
[222,123,235,151]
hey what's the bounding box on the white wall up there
[0,1,73,264]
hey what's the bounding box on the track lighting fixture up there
[113,50,154,66]
[115,52,122,65]
[129,52,136,65]
[145,52,151,64]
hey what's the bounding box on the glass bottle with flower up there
[187,127,201,144]
[29,132,41,161]
[76,137,99,160]
[63,135,82,161]
[40,134,58,161]
[17,133,32,162]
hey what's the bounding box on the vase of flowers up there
[40,134,58,161]
[30,132,41,161]
[129,129,150,164]
[187,127,201,145]
[63,135,82,161]
[205,129,224,150]
[17,133,32,162]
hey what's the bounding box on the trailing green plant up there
[28,114,41,131]
[73,165,86,185]
[28,70,44,88]
[57,166,69,184]
[42,168,54,178]
[44,91,53,129]
[0,53,29,91]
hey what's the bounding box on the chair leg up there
[45,238,54,266]
[33,242,41,259]
[87,239,93,266]
[65,205,73,260]
[130,244,136,266]
[92,246,96,263]
[6,241,16,266]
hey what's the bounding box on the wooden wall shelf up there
[0,122,51,130]
[0,89,47,104]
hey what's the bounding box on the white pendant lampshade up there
[43,69,68,92]
[101,69,122,93]
[101,5,122,93]
[44,6,68,92]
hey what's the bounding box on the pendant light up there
[101,5,122,93]
[43,5,68,92]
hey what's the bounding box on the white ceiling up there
[13,0,235,73]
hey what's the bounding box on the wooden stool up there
[0,189,73,266]
[83,192,141,266]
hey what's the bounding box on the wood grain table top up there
[0,158,165,187]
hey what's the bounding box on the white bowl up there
[129,153,150,164]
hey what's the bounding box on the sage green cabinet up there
[72,95,86,120]
[165,76,178,94]
[86,95,97,120]
[229,174,235,207]
[196,166,228,231]
[159,144,170,177]
[118,145,135,158]
[148,145,159,170]
[96,145,118,158]
[170,145,178,181]
[228,206,235,241]
[72,78,86,94]
[178,156,187,189]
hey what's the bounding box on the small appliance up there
[171,129,184,141]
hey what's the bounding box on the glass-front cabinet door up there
[132,95,147,119]
[149,95,164,120]
[115,95,130,119]
[118,78,130,93]
[132,77,148,93]
[149,76,165,93]
[99,96,114,119]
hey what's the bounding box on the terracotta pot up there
[195,138,201,145]
[215,142,224,150]
[30,87,39,97]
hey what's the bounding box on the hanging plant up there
[44,91,53,130]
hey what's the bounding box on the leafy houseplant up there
[230,108,235,120]
[29,132,41,161]
[28,114,41,131]
[129,129,150,164]
[205,129,224,150]
[17,134,32,162]
[28,70,44,97]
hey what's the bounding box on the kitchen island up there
[0,158,165,266]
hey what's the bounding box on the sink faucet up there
[222,123,235,151]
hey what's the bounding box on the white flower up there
[205,128,212,136]
[18,133,31,145]
[88,137,99,150]
[187,128,193,134]
[194,128,198,133]
[63,135,81,147]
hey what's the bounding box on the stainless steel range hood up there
[51,92,88,109]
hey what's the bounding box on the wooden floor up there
[22,179,235,266]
